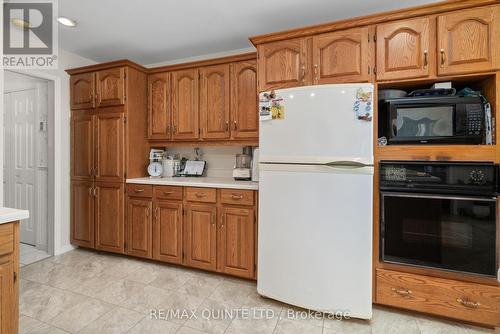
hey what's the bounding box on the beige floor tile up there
[77,307,143,334]
[20,280,86,322]
[103,257,145,278]
[225,317,280,334]
[20,315,44,334]
[47,297,114,333]
[48,249,97,267]
[159,290,205,324]
[149,267,194,290]
[273,317,322,334]
[371,307,420,334]
[69,272,117,298]
[124,262,167,284]
[126,316,180,334]
[184,299,233,334]
[122,284,172,314]
[177,275,223,298]
[94,279,146,305]
[20,261,61,285]
[25,323,69,334]
[241,290,284,315]
[323,317,372,334]
[208,280,254,309]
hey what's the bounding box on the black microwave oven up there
[379,96,485,144]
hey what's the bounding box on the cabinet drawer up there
[154,186,183,201]
[185,187,217,203]
[126,184,153,198]
[220,189,254,206]
[376,269,500,326]
[0,224,14,256]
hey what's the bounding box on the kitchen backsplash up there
[164,146,251,178]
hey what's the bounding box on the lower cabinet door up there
[0,259,15,334]
[153,201,183,264]
[218,206,255,278]
[95,182,125,254]
[126,198,152,258]
[184,204,217,271]
[71,180,95,248]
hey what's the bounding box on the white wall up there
[1,49,96,255]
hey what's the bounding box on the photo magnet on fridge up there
[259,91,273,121]
[353,88,373,122]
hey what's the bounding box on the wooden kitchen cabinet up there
[70,72,95,110]
[437,6,500,76]
[96,67,126,108]
[218,206,255,278]
[153,201,183,264]
[126,198,152,258]
[257,38,310,91]
[184,203,217,271]
[171,68,199,141]
[376,17,435,81]
[0,258,15,334]
[312,27,372,84]
[200,64,231,140]
[95,182,125,254]
[95,113,125,182]
[230,60,258,139]
[71,114,94,180]
[71,180,95,248]
[148,72,171,140]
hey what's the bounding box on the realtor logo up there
[3,0,58,68]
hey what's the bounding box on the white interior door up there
[4,89,37,245]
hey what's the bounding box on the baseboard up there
[55,244,76,256]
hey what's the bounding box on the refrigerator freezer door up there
[259,84,374,165]
[257,163,373,319]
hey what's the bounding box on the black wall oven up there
[380,161,498,277]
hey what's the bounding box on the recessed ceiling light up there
[57,17,77,27]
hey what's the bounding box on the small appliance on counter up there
[178,160,206,177]
[147,149,165,178]
[233,152,252,180]
[161,156,175,177]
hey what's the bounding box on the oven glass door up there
[381,192,497,276]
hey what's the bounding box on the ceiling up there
[59,0,438,66]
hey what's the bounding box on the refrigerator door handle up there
[325,161,372,168]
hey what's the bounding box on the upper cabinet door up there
[257,38,310,91]
[230,60,258,140]
[95,113,124,182]
[312,27,372,84]
[70,72,95,110]
[199,64,230,140]
[437,6,500,76]
[148,72,171,140]
[376,17,434,81]
[71,114,94,180]
[96,68,126,108]
[171,69,199,141]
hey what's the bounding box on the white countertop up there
[0,207,29,225]
[126,177,259,190]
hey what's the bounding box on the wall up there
[1,49,96,255]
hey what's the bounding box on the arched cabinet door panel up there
[96,68,126,108]
[171,69,199,141]
[70,72,95,109]
[148,72,171,139]
[376,17,434,81]
[230,60,258,139]
[438,6,500,76]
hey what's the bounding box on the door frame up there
[2,69,60,256]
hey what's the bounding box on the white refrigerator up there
[257,83,374,319]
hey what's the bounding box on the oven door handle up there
[381,192,497,202]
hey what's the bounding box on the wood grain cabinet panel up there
[376,17,434,81]
[95,182,124,254]
[200,64,231,140]
[96,68,126,108]
[184,204,217,271]
[153,201,183,264]
[257,38,310,91]
[148,72,171,139]
[126,198,152,258]
[312,27,371,84]
[218,206,254,278]
[95,113,124,182]
[70,180,94,248]
[376,269,500,327]
[230,61,258,139]
[437,6,500,75]
[172,69,199,140]
[70,72,95,110]
[71,114,94,180]
[0,259,15,334]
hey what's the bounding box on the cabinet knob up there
[231,194,243,200]
[457,298,480,309]
[134,189,145,193]
[391,287,412,297]
[423,50,428,68]
[195,192,207,198]
[440,49,446,67]
[300,65,306,83]
[163,191,174,195]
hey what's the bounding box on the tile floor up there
[20,243,51,267]
[19,248,498,334]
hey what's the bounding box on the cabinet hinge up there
[198,128,201,136]
[373,66,377,75]
[182,251,185,260]
[124,116,127,124]
[368,33,370,42]
[183,209,186,216]
[368,66,371,75]
[253,264,256,272]
[373,34,377,42]
[254,215,256,224]
[124,241,127,250]
[13,271,17,283]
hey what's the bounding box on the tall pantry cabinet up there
[68,61,149,254]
